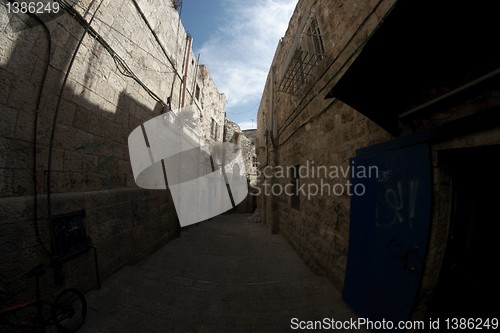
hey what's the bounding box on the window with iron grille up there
[279,15,325,96]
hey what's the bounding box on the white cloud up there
[199,0,297,110]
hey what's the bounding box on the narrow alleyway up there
[79,214,361,332]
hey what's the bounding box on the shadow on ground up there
[80,214,363,333]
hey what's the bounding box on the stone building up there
[223,119,257,213]
[0,0,225,300]
[256,0,499,322]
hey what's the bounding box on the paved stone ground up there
[79,214,364,333]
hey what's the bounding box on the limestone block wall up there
[224,119,256,182]
[257,0,500,319]
[256,0,396,288]
[196,65,226,144]
[223,119,257,213]
[0,0,225,299]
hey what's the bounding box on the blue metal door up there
[343,143,432,328]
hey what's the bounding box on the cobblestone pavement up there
[80,214,363,333]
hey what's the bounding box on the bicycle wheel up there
[52,288,87,332]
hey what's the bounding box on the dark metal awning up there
[326,0,500,135]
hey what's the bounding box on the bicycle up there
[0,264,87,332]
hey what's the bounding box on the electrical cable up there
[130,0,182,110]
[277,99,337,148]
[2,0,188,264]
[86,15,176,75]
[83,0,98,17]
[171,0,184,111]
[130,0,179,74]
[54,0,168,106]
[47,0,106,252]
[22,8,53,256]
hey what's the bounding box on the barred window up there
[279,15,325,95]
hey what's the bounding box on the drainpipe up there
[180,35,192,108]
[269,66,280,234]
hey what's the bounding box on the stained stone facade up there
[257,0,500,321]
[0,0,225,300]
[242,129,257,186]
[223,120,257,213]
[256,0,396,289]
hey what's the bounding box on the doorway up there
[428,145,500,318]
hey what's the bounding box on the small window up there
[211,118,218,139]
[195,84,201,101]
[290,164,300,210]
[252,155,258,168]
[306,17,325,57]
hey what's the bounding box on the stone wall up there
[196,65,226,143]
[242,129,257,186]
[0,0,225,300]
[256,0,500,320]
[256,0,395,289]
[223,119,257,213]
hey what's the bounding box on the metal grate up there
[279,49,324,95]
[278,16,325,96]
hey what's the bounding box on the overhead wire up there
[130,0,179,77]
[15,0,189,260]
[45,0,189,218]
[85,16,176,75]
[47,0,106,250]
[55,0,168,106]
[24,9,53,256]
[45,0,186,240]
[46,0,193,232]
[130,0,183,110]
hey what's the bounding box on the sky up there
[180,0,297,130]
